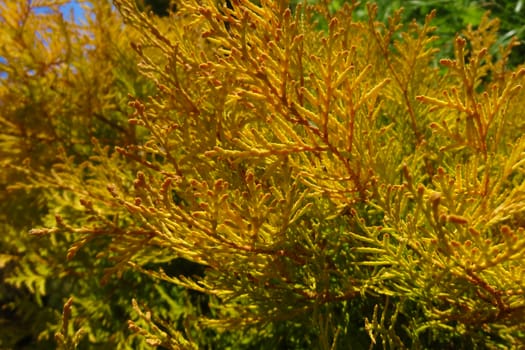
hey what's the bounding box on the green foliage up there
[330,0,525,67]
[2,0,525,349]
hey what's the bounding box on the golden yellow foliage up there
[2,0,525,348]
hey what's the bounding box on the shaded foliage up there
[136,0,173,16]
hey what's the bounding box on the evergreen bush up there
[1,0,525,348]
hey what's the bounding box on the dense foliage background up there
[1,0,525,349]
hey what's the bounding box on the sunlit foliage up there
[2,0,525,348]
